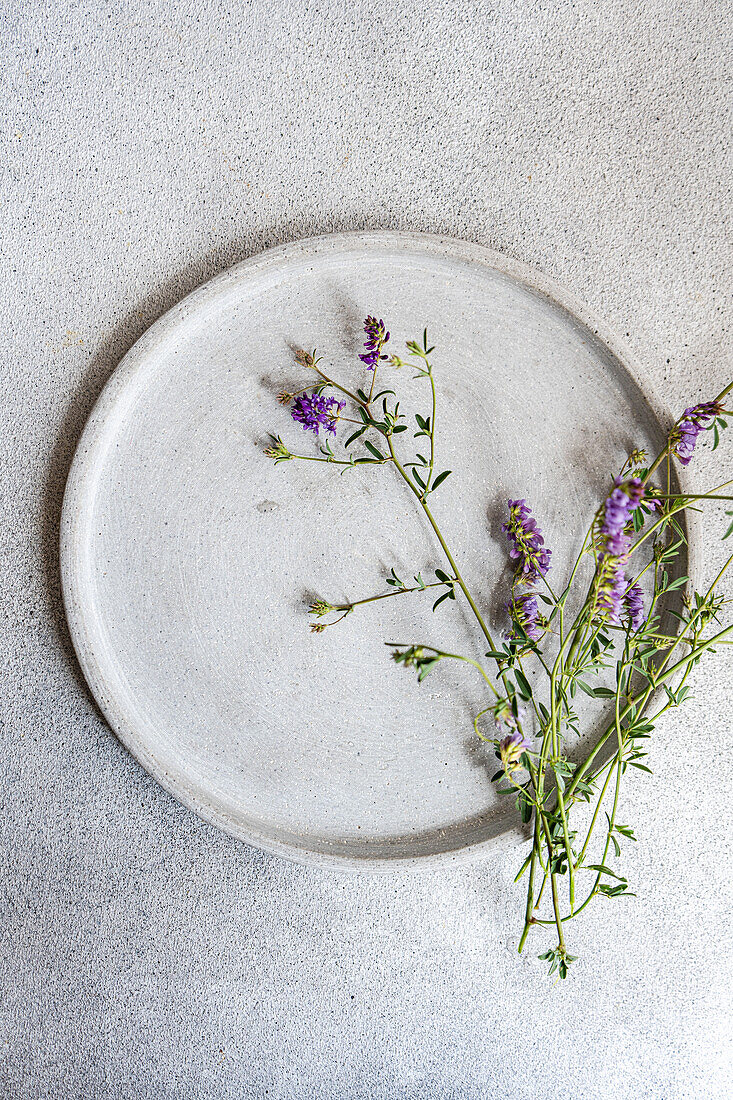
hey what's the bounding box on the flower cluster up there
[624,581,645,631]
[596,478,645,626]
[291,390,344,435]
[309,599,335,618]
[671,401,722,465]
[263,435,293,463]
[506,592,542,641]
[498,729,533,773]
[359,316,390,370]
[502,500,552,585]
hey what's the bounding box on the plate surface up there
[61,232,679,868]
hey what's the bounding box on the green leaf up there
[587,864,625,880]
[514,669,533,700]
[432,590,453,612]
[723,512,733,540]
[576,679,597,698]
[344,427,367,447]
[391,424,408,433]
[435,569,452,584]
[430,470,452,491]
[514,853,532,881]
[412,469,426,490]
[363,440,386,461]
[417,658,440,681]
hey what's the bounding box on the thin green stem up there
[313,366,364,406]
[291,453,384,467]
[385,436,498,654]
[331,579,451,612]
[518,816,540,953]
[425,368,437,493]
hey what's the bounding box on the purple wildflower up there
[359,316,390,370]
[501,499,552,585]
[624,581,645,631]
[506,593,542,641]
[596,559,628,625]
[595,477,645,625]
[600,477,644,557]
[498,729,533,773]
[671,401,722,465]
[291,390,345,435]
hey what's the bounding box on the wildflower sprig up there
[264,316,733,979]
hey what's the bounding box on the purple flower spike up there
[501,499,552,586]
[506,593,542,641]
[671,401,722,465]
[599,477,644,559]
[624,581,645,631]
[291,390,345,435]
[359,316,390,370]
[596,559,628,625]
[594,477,647,626]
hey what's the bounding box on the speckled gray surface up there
[1,2,732,1097]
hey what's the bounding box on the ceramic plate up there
[61,232,686,868]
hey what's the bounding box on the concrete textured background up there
[1,1,732,1097]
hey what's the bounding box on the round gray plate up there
[61,232,681,869]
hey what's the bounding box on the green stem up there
[518,816,540,953]
[385,436,498,654]
[425,368,437,493]
[332,579,451,612]
[291,453,383,467]
[391,644,500,697]
[313,367,364,406]
[575,760,615,867]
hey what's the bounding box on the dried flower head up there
[309,622,327,633]
[391,644,426,667]
[263,435,293,463]
[295,348,317,370]
[309,599,335,618]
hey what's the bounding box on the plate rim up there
[59,230,697,871]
